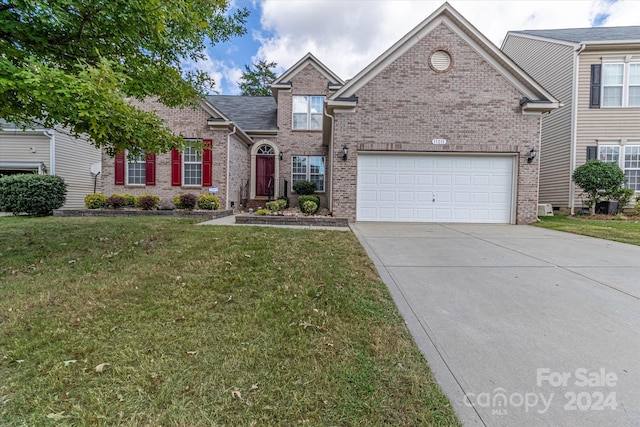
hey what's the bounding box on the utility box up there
[538,204,554,216]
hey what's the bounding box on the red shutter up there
[171,149,182,186]
[145,153,156,186]
[114,151,125,185]
[202,139,213,187]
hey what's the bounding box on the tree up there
[0,1,248,156]
[238,60,277,96]
[572,160,626,214]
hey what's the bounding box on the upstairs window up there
[292,96,324,130]
[602,63,640,107]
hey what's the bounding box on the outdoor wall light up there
[527,147,537,163]
[279,152,283,161]
[342,144,349,161]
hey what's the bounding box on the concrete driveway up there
[351,223,640,427]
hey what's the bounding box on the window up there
[292,96,324,130]
[602,62,640,107]
[126,151,146,185]
[292,155,325,192]
[598,144,640,191]
[183,141,202,186]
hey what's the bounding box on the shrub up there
[301,200,318,215]
[137,193,160,210]
[107,195,126,209]
[177,193,197,210]
[293,180,317,195]
[612,187,635,213]
[277,196,289,209]
[255,209,268,215]
[572,160,626,214]
[84,193,108,209]
[112,193,136,206]
[173,194,184,209]
[0,174,67,215]
[197,194,220,210]
[266,198,287,212]
[298,195,320,213]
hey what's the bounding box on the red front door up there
[256,155,275,197]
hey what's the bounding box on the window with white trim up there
[598,144,640,191]
[183,141,202,186]
[292,96,324,130]
[602,62,640,107]
[292,155,325,192]
[126,151,145,185]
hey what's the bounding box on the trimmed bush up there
[137,194,160,210]
[177,193,197,210]
[173,194,184,209]
[277,196,289,209]
[572,160,625,214]
[0,174,67,215]
[293,180,317,195]
[298,195,320,213]
[255,209,268,216]
[112,193,136,206]
[84,193,108,209]
[612,187,635,213]
[197,194,220,210]
[107,195,126,209]
[266,198,287,212]
[301,200,318,215]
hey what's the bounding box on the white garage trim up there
[357,152,517,224]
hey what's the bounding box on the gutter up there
[569,44,586,215]
[323,105,336,214]
[43,129,56,175]
[227,126,237,211]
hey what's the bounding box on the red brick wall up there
[331,24,542,224]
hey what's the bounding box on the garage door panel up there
[357,154,513,223]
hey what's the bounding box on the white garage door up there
[357,154,514,223]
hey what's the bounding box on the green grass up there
[0,216,459,426]
[534,215,640,246]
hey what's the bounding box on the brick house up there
[102,2,558,223]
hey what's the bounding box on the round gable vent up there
[429,49,453,72]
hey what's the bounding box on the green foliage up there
[612,187,635,213]
[632,197,640,217]
[197,194,220,210]
[112,193,136,206]
[136,194,160,210]
[277,196,289,209]
[293,180,317,195]
[238,60,277,96]
[301,200,318,215]
[84,193,108,209]
[298,195,320,213]
[572,160,626,213]
[176,193,198,210]
[266,199,287,212]
[255,209,268,215]
[0,1,248,155]
[0,174,67,215]
[107,195,125,209]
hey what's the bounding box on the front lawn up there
[0,217,458,426]
[534,215,640,246]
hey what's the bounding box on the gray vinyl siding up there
[53,129,102,209]
[0,132,51,171]
[574,51,640,208]
[502,35,575,209]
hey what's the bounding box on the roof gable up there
[272,53,344,87]
[330,2,557,109]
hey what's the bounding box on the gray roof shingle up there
[206,95,278,131]
[513,26,640,43]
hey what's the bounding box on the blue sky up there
[198,0,637,95]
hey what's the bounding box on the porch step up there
[243,199,270,211]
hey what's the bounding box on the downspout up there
[569,44,586,215]
[323,107,335,214]
[227,126,237,210]
[44,129,55,175]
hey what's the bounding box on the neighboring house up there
[0,121,102,209]
[502,26,640,213]
[103,2,558,223]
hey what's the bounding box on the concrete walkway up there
[197,214,350,231]
[351,223,640,427]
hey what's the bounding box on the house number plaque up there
[432,139,447,145]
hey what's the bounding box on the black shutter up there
[586,146,598,160]
[590,64,601,108]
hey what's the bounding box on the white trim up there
[0,161,46,174]
[291,155,326,193]
[43,129,56,175]
[182,140,203,187]
[125,150,146,186]
[249,140,280,200]
[569,46,583,215]
[227,126,237,210]
[272,53,344,86]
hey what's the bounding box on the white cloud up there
[183,51,244,95]
[254,0,640,81]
